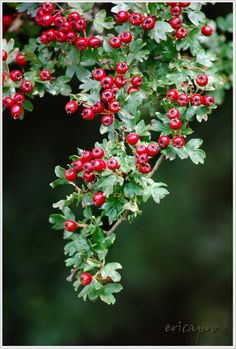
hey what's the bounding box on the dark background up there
[3,2,233,346]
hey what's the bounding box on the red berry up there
[74,19,86,31]
[42,2,54,13]
[203,95,215,106]
[107,158,119,170]
[81,107,95,121]
[137,153,149,165]
[166,89,179,101]
[45,29,57,41]
[3,15,13,27]
[142,16,155,30]
[114,76,127,88]
[169,17,183,29]
[75,37,88,50]
[127,86,139,94]
[20,80,33,93]
[120,31,133,43]
[2,50,7,61]
[158,135,170,148]
[191,94,203,106]
[2,73,5,87]
[139,163,152,174]
[201,25,213,36]
[56,31,67,42]
[13,93,25,104]
[64,168,77,181]
[41,13,53,27]
[60,21,73,33]
[101,90,113,103]
[131,76,142,87]
[146,144,159,156]
[136,144,147,155]
[93,101,104,114]
[167,108,180,119]
[10,70,23,82]
[126,132,140,145]
[170,5,182,16]
[16,52,27,66]
[92,191,106,207]
[175,27,188,39]
[179,2,190,7]
[195,74,208,87]
[3,97,14,108]
[81,150,93,162]
[129,12,142,26]
[115,10,129,23]
[64,220,77,232]
[68,11,81,23]
[67,31,77,43]
[101,114,114,126]
[116,62,128,75]
[80,272,92,286]
[82,172,96,183]
[91,159,103,172]
[39,70,51,81]
[53,15,65,27]
[88,36,101,48]
[110,37,121,49]
[92,147,104,159]
[111,86,120,98]
[65,101,78,114]
[108,100,121,113]
[93,68,106,81]
[83,161,93,173]
[172,135,185,148]
[40,32,49,44]
[170,118,182,130]
[101,76,113,89]
[177,94,189,106]
[73,159,83,172]
[10,104,23,118]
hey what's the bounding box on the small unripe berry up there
[101,114,114,126]
[92,191,106,207]
[65,101,78,114]
[195,74,208,87]
[201,25,213,36]
[80,272,92,286]
[158,135,170,148]
[126,132,140,145]
[64,168,77,181]
[64,220,77,232]
[129,12,143,26]
[172,135,185,148]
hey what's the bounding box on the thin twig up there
[148,153,166,178]
[66,267,79,282]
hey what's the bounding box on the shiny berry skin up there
[74,19,86,31]
[169,17,183,29]
[16,52,27,66]
[80,272,92,286]
[120,31,133,43]
[10,70,23,82]
[179,2,190,6]
[137,153,149,165]
[93,101,104,114]
[116,62,128,75]
[146,144,159,156]
[60,21,73,33]
[101,90,113,103]
[115,10,129,23]
[107,158,119,170]
[129,12,143,26]
[91,159,103,172]
[42,2,54,13]
[93,68,106,81]
[75,37,88,50]
[158,135,170,148]
[41,13,53,27]
[108,100,121,113]
[68,11,81,23]
[65,101,78,114]
[92,191,106,207]
[3,97,14,108]
[175,27,188,39]
[67,31,77,43]
[81,150,93,162]
[3,15,13,27]
[177,94,189,106]
[10,104,23,118]
[64,168,77,181]
[13,93,25,104]
[166,89,179,101]
[203,95,215,106]
[101,114,114,126]
[92,147,104,159]
[191,94,203,106]
[142,16,155,30]
[2,50,7,61]
[100,76,113,89]
[172,135,185,148]
[88,36,101,48]
[20,80,33,93]
[170,5,182,16]
[39,70,51,81]
[110,37,121,49]
[40,32,49,44]
[64,220,77,232]
[195,74,208,87]
[201,25,213,36]
[136,144,147,155]
[170,118,182,130]
[56,31,67,42]
[81,108,95,121]
[167,108,180,119]
[82,172,96,183]
[83,162,93,173]
[114,76,127,87]
[139,163,151,174]
[111,86,120,98]
[126,132,140,145]
[127,86,139,94]
[73,159,83,172]
[45,29,57,41]
[53,15,65,27]
[131,76,142,87]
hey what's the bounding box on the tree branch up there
[148,153,166,178]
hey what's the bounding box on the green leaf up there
[49,214,66,230]
[149,21,173,44]
[23,99,34,112]
[103,197,126,225]
[99,174,124,196]
[100,283,123,305]
[16,3,40,17]
[196,51,215,67]
[143,181,169,204]
[55,165,65,179]
[124,182,143,198]
[50,178,68,188]
[62,206,75,220]
[185,138,206,165]
[188,10,205,26]
[101,263,122,282]
[93,10,115,33]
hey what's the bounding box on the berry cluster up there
[115,10,156,30]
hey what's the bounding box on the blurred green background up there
[3,2,233,346]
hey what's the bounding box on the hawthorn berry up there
[13,93,25,104]
[137,153,149,165]
[67,31,77,43]
[158,135,170,148]
[131,76,142,87]
[127,86,139,94]
[179,2,190,6]
[93,101,104,114]
[142,16,155,30]
[115,10,129,23]
[191,94,203,106]
[139,162,152,174]
[73,159,83,172]
[56,31,67,42]
[167,108,180,119]
[40,32,49,44]
[60,21,73,33]
[201,25,213,36]
[101,90,113,103]
[74,19,87,31]
[111,86,120,97]
[16,52,27,66]
[10,104,23,118]
[82,172,96,183]
[81,150,93,162]
[92,147,105,159]
[203,95,215,106]
[101,114,114,126]
[170,118,182,130]
[41,13,54,27]
[2,50,7,61]
[129,12,143,26]
[91,159,103,172]
[169,17,183,29]
[93,68,106,81]
[80,272,92,286]
[170,5,182,16]
[136,144,147,155]
[64,220,77,232]
[108,101,121,113]
[146,144,159,156]
[120,31,133,43]
[110,37,122,48]
[75,37,88,50]
[53,15,65,27]
[40,70,51,81]
[107,158,119,170]
[68,11,81,23]
[83,161,93,173]
[100,76,114,89]
[65,101,78,114]
[45,29,57,41]
[81,108,95,121]
[172,135,185,148]
[3,15,13,27]
[175,27,188,39]
[10,70,23,82]
[126,132,140,145]
[3,97,14,109]
[92,191,106,207]
[64,168,77,181]
[20,80,33,93]
[114,76,126,88]
[166,89,179,101]
[88,37,101,48]
[116,62,128,74]
[177,94,189,106]
[196,74,208,87]
[42,2,54,13]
